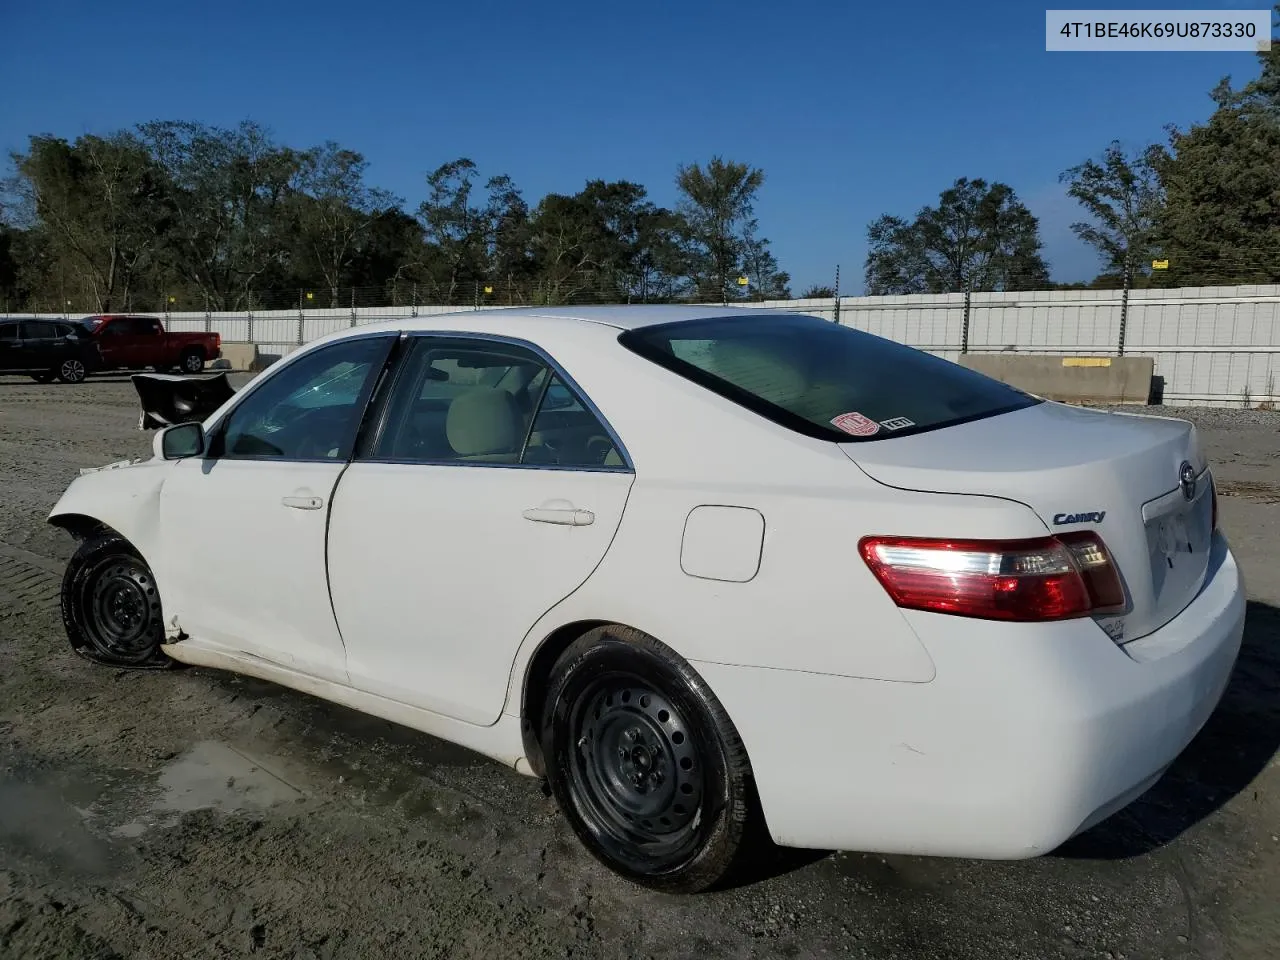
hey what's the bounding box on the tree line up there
[0,127,791,312]
[865,16,1280,295]
[2,9,1276,310]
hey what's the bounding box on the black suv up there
[0,319,100,383]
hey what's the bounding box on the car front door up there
[157,332,397,682]
[94,319,134,367]
[326,334,635,725]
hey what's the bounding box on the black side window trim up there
[355,331,635,473]
[201,332,400,463]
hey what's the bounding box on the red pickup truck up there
[79,315,222,375]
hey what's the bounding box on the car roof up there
[383,304,791,335]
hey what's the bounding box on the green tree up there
[740,222,791,300]
[138,120,299,309]
[675,156,766,302]
[799,284,836,298]
[1060,141,1165,280]
[7,132,166,310]
[292,141,400,306]
[1154,16,1280,285]
[417,159,489,301]
[528,180,686,303]
[864,178,1049,294]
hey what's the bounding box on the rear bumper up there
[695,532,1245,857]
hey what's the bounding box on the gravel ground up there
[1,376,1278,960]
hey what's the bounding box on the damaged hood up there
[132,372,236,431]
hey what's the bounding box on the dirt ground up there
[0,374,1277,960]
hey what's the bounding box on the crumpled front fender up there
[48,460,169,568]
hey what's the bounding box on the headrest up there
[446,388,525,456]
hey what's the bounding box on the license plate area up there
[1142,479,1212,609]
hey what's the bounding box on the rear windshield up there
[618,313,1039,442]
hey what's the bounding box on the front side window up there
[366,337,626,469]
[619,313,1039,442]
[209,336,392,460]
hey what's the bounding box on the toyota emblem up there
[1179,461,1197,501]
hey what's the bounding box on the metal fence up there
[6,283,1280,407]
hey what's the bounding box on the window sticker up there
[830,411,880,436]
[879,416,915,431]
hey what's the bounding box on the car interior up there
[373,348,626,468]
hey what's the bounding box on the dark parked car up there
[0,319,100,383]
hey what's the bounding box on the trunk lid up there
[843,401,1213,644]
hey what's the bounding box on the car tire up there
[179,350,204,374]
[60,534,175,670]
[540,625,755,893]
[30,370,56,384]
[56,358,88,384]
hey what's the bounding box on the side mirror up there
[156,422,205,460]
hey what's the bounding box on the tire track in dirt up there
[0,541,61,614]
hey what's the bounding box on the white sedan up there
[49,306,1246,893]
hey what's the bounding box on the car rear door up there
[19,320,60,372]
[157,332,397,682]
[0,321,21,371]
[326,334,635,726]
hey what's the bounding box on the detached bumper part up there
[132,372,236,431]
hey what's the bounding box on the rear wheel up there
[179,349,204,374]
[60,534,174,669]
[541,625,754,893]
[56,358,87,383]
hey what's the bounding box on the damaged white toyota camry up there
[49,306,1246,892]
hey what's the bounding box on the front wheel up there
[60,534,174,669]
[541,625,755,893]
[56,358,87,383]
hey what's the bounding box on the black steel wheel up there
[60,534,175,669]
[57,358,88,383]
[541,625,754,893]
[180,349,204,373]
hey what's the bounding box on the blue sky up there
[0,0,1268,292]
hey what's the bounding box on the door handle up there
[522,507,594,526]
[282,495,324,510]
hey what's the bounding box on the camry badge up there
[1053,511,1106,524]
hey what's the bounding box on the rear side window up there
[618,313,1039,442]
[21,321,57,339]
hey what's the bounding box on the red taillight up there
[858,533,1126,622]
[215,333,222,347]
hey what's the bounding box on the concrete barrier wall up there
[209,342,259,372]
[958,354,1155,404]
